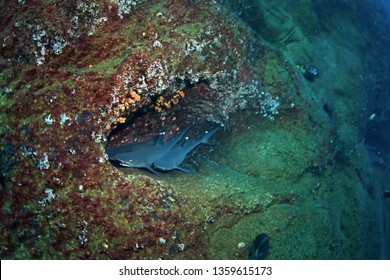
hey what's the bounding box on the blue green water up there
[1,0,390,260]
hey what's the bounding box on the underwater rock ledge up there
[1,0,388,259]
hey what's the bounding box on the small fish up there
[249,233,270,260]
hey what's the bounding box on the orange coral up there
[111,90,143,122]
[117,117,127,124]
[130,91,141,102]
[154,90,185,112]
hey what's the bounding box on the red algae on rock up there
[1,0,291,259]
[2,0,386,260]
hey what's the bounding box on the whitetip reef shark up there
[106,125,220,174]
[153,126,220,172]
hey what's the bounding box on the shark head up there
[113,152,148,168]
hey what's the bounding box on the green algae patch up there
[1,0,389,260]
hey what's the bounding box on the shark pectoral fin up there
[145,166,164,176]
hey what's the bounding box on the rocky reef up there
[1,0,389,259]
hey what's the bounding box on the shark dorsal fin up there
[156,132,165,145]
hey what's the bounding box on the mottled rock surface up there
[1,0,389,259]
